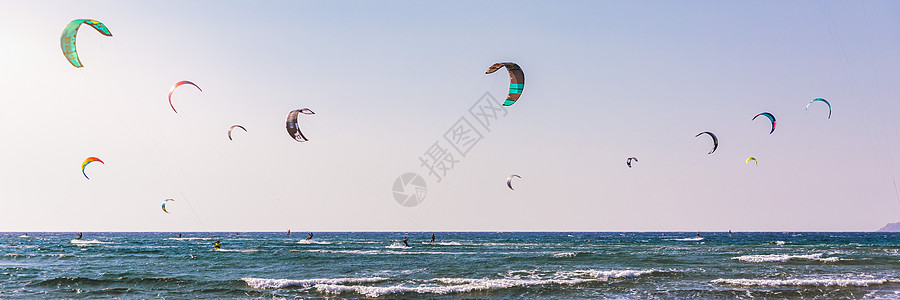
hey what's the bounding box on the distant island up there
[877,222,900,232]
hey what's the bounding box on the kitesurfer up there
[430,234,435,244]
[306,232,313,240]
[177,233,182,239]
[697,232,701,238]
[76,232,83,240]
[213,240,221,250]
[402,237,410,247]
[287,230,291,236]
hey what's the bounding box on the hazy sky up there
[1,1,898,232]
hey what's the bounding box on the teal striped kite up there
[806,98,832,119]
[60,19,112,68]
[486,62,525,106]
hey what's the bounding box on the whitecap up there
[712,278,895,287]
[298,249,471,255]
[732,253,839,263]
[421,241,462,246]
[296,240,332,245]
[563,269,659,279]
[672,237,704,241]
[552,252,577,258]
[214,249,258,253]
[317,277,601,298]
[243,277,389,289]
[70,239,110,245]
[385,243,411,249]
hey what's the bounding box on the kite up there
[286,108,315,142]
[162,199,175,214]
[626,157,638,168]
[486,62,525,106]
[228,125,246,140]
[61,19,112,68]
[168,81,202,113]
[746,157,758,166]
[695,132,718,154]
[806,98,832,119]
[752,112,776,134]
[506,174,521,190]
[81,157,104,180]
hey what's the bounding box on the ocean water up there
[0,232,898,298]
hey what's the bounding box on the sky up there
[0,1,899,232]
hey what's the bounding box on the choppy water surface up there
[1,232,898,298]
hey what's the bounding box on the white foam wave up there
[774,240,787,245]
[385,243,411,249]
[563,269,659,279]
[421,241,462,246]
[672,237,704,241]
[299,249,470,255]
[5,253,72,258]
[214,249,258,253]
[317,277,601,298]
[243,277,389,289]
[732,253,840,263]
[70,239,110,245]
[712,278,896,287]
[552,252,577,258]
[296,240,332,245]
[167,237,214,241]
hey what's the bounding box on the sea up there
[0,232,898,299]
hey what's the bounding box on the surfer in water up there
[177,233,182,239]
[430,234,435,244]
[21,233,27,237]
[306,232,313,240]
[728,230,732,237]
[213,240,221,250]
[402,236,410,247]
[287,230,291,236]
[697,232,701,238]
[76,232,83,240]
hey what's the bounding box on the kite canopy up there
[746,157,758,166]
[506,174,521,190]
[752,112,776,134]
[695,131,718,154]
[168,81,202,113]
[286,108,315,142]
[161,199,175,214]
[81,157,104,179]
[486,62,525,106]
[806,98,832,119]
[626,157,638,168]
[60,19,112,68]
[228,125,246,140]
